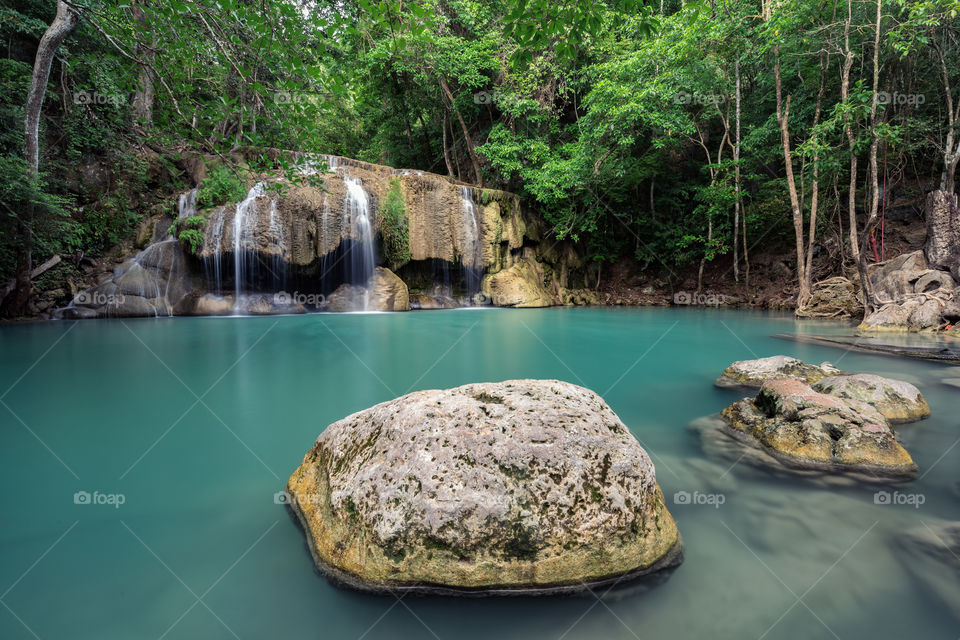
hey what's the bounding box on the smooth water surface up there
[1,308,957,639]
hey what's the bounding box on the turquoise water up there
[1,308,957,639]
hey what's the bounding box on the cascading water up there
[343,176,376,310]
[177,187,198,222]
[123,186,200,315]
[231,182,267,312]
[459,186,483,295]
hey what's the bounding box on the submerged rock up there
[898,522,960,621]
[720,379,917,480]
[811,374,930,424]
[408,293,458,310]
[715,356,843,389]
[286,379,682,595]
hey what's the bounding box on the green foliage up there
[380,178,411,270]
[0,155,74,279]
[168,215,206,255]
[3,0,959,300]
[196,166,247,209]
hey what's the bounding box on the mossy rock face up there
[720,378,917,479]
[716,356,843,389]
[286,379,682,595]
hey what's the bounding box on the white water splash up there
[232,182,267,311]
[344,176,375,311]
[177,187,198,220]
[459,186,482,293]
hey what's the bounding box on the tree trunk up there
[774,48,810,306]
[442,110,454,177]
[935,44,960,194]
[841,0,860,260]
[25,1,77,175]
[10,0,77,317]
[733,59,742,282]
[857,0,884,313]
[131,0,155,125]
[803,54,828,297]
[439,77,482,186]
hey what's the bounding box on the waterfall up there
[178,187,198,220]
[205,206,228,293]
[295,153,338,176]
[232,182,267,310]
[459,186,483,294]
[266,197,286,291]
[344,176,376,310]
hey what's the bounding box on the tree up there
[7,0,77,316]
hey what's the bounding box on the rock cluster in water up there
[286,379,682,595]
[712,357,929,480]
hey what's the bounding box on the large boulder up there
[924,190,960,280]
[368,267,410,311]
[811,374,930,424]
[60,239,192,319]
[481,255,556,308]
[715,356,842,389]
[859,246,956,332]
[795,277,863,318]
[286,379,682,595]
[720,379,917,479]
[323,269,410,312]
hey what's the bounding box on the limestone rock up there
[924,190,960,280]
[409,294,458,310]
[859,247,955,332]
[908,298,944,330]
[481,256,556,308]
[61,239,191,319]
[238,293,306,315]
[720,379,916,479]
[177,293,235,316]
[811,374,930,424]
[286,379,682,595]
[323,269,410,312]
[715,356,843,389]
[795,277,863,318]
[368,267,410,311]
[323,284,369,312]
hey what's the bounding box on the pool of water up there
[1,308,957,639]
